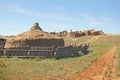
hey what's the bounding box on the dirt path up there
[87,36,101,43]
[76,46,118,80]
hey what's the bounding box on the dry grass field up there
[0,35,120,80]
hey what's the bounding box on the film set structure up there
[0,23,89,58]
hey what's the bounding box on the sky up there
[0,0,120,36]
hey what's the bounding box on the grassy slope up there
[2,43,111,80]
[64,36,93,45]
[97,35,120,78]
[1,35,120,80]
[95,35,120,44]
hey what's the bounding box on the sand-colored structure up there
[5,23,64,48]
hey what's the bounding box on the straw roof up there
[4,23,64,48]
[14,23,59,40]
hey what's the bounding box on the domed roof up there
[4,23,62,48]
[12,22,59,40]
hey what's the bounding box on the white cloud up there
[8,5,28,14]
[8,5,44,17]
[7,5,112,27]
[79,13,103,25]
[100,17,112,22]
[7,5,72,22]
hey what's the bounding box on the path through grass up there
[1,43,112,80]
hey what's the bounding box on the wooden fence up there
[0,44,89,58]
[0,49,3,56]
[0,46,54,58]
[55,45,89,58]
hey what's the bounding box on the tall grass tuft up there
[0,59,6,80]
[34,57,42,61]
[116,44,120,77]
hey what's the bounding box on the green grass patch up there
[0,43,112,80]
[105,69,111,77]
[34,57,42,61]
[116,44,120,77]
[0,60,6,80]
[116,72,120,77]
[95,35,120,44]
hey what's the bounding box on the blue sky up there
[0,0,120,35]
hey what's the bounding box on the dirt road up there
[76,46,118,80]
[87,36,101,43]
